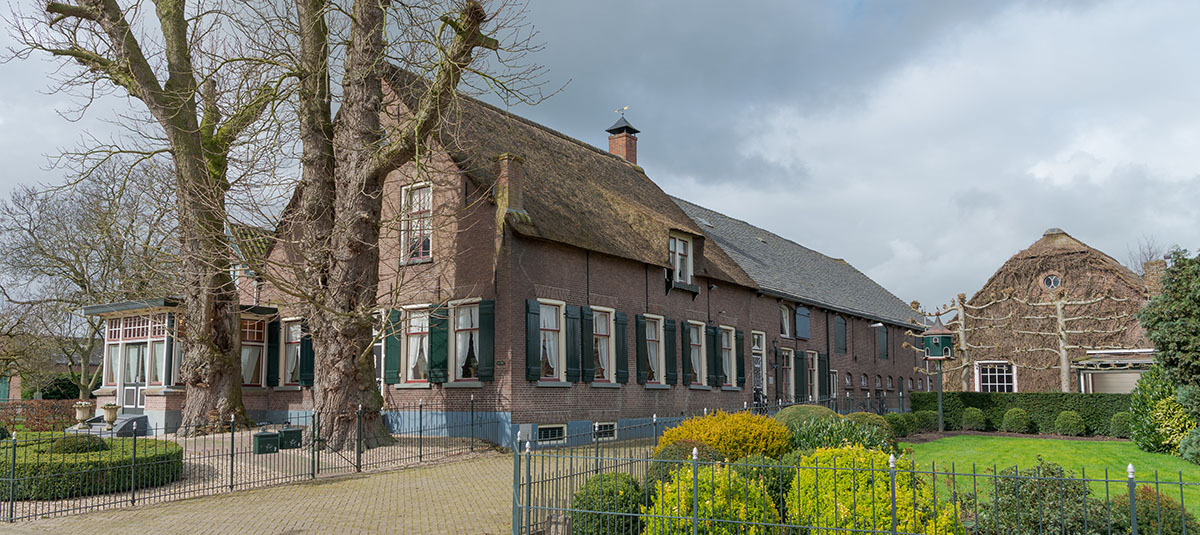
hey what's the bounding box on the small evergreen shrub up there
[960,407,986,431]
[787,417,894,453]
[1177,428,1200,465]
[1131,365,1177,453]
[885,412,911,437]
[962,459,1094,535]
[913,410,938,433]
[569,472,641,535]
[641,464,780,535]
[1107,485,1200,535]
[1054,410,1086,436]
[1001,408,1032,434]
[910,391,1130,435]
[787,446,962,534]
[48,434,109,454]
[772,404,840,428]
[655,411,791,461]
[644,439,723,501]
[1151,397,1196,454]
[779,448,813,468]
[730,454,792,515]
[1108,411,1132,438]
[845,412,895,444]
[901,412,919,434]
[0,434,182,500]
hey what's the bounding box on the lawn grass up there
[905,434,1200,516]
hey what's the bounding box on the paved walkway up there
[8,452,514,535]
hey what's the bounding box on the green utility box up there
[253,431,279,454]
[279,427,303,450]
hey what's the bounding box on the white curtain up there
[241,346,261,384]
[455,306,479,379]
[539,305,558,377]
[646,320,659,381]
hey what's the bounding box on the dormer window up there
[668,234,693,284]
[779,305,792,338]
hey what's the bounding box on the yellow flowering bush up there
[1152,397,1197,454]
[655,411,791,460]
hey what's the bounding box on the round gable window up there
[1042,274,1061,289]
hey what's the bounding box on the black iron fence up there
[0,401,506,522]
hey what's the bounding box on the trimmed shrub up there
[772,404,840,428]
[960,407,986,431]
[845,412,895,444]
[48,434,109,454]
[0,434,182,499]
[1108,411,1132,438]
[655,411,791,461]
[1001,408,1031,434]
[913,410,938,433]
[911,391,1130,436]
[901,412,919,434]
[641,464,780,535]
[569,472,641,535]
[1131,365,1177,453]
[21,373,81,400]
[644,439,723,500]
[962,459,1094,535]
[1152,397,1197,454]
[787,417,894,453]
[1107,485,1200,535]
[884,412,911,438]
[1054,410,1086,436]
[786,446,962,534]
[779,448,813,468]
[1179,428,1200,465]
[730,454,792,515]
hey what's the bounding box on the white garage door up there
[1089,372,1141,393]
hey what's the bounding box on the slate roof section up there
[672,197,919,328]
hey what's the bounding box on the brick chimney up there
[495,153,524,213]
[1144,258,1167,297]
[606,117,639,164]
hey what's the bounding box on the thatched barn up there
[955,228,1156,393]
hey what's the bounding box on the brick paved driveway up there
[8,452,513,535]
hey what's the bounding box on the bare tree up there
[7,0,281,428]
[1126,235,1169,275]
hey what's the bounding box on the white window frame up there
[538,299,567,382]
[830,368,838,399]
[402,305,431,385]
[861,374,868,387]
[282,319,303,386]
[644,314,666,385]
[806,350,818,401]
[536,424,566,445]
[595,421,617,442]
[687,320,706,386]
[591,306,616,382]
[974,360,1018,393]
[780,348,795,401]
[779,305,792,338]
[449,298,482,383]
[400,182,433,262]
[240,318,266,387]
[751,331,765,391]
[720,325,735,387]
[668,233,694,284]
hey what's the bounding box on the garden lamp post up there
[922,317,955,432]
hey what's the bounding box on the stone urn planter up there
[102,403,120,431]
[73,401,95,430]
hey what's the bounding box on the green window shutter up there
[524,300,541,382]
[579,307,594,383]
[476,300,495,382]
[834,316,847,354]
[0,376,9,400]
[664,319,678,385]
[428,305,449,383]
[680,322,692,385]
[818,352,829,400]
[706,326,720,387]
[773,347,782,401]
[299,320,315,387]
[266,319,281,387]
[634,315,648,385]
[383,310,402,384]
[795,307,811,340]
[876,327,888,360]
[614,312,629,384]
[565,305,581,382]
[795,352,808,402]
[735,330,745,387]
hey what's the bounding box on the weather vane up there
[614,105,629,116]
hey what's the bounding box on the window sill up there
[402,258,433,267]
[536,381,572,388]
[644,383,670,390]
[688,385,711,391]
[242,387,268,392]
[720,386,741,392]
[275,385,302,391]
[444,381,484,389]
[590,382,620,389]
[393,382,432,390]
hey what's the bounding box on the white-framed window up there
[644,314,665,384]
[908,377,914,390]
[875,375,882,389]
[453,303,481,381]
[104,344,119,385]
[401,183,433,261]
[149,340,167,385]
[975,361,1017,392]
[283,321,302,386]
[240,319,265,386]
[536,424,566,445]
[595,422,617,441]
[780,305,792,338]
[404,310,430,383]
[887,376,894,390]
[668,234,693,284]
[751,331,765,391]
[807,351,818,401]
[720,326,735,387]
[844,372,852,388]
[687,321,706,386]
[538,299,566,382]
[830,368,838,399]
[781,348,795,401]
[861,374,868,387]
[592,307,615,382]
[123,342,146,384]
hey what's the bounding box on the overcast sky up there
[2,0,1198,310]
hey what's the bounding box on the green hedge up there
[0,433,183,500]
[911,392,1131,435]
